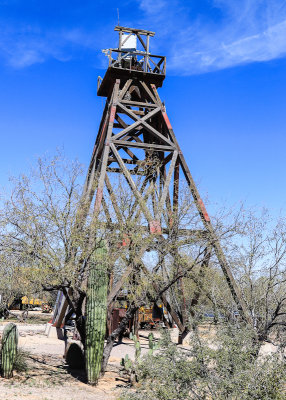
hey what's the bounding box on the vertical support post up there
[146,34,150,73]
[146,34,150,53]
[93,79,120,216]
[118,29,122,65]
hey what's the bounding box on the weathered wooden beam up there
[120,100,157,108]
[139,81,157,104]
[104,174,124,225]
[110,143,154,223]
[112,103,160,140]
[108,157,145,165]
[137,33,147,51]
[114,26,155,37]
[93,80,120,214]
[118,79,132,101]
[157,151,178,219]
[111,140,174,151]
[106,167,145,176]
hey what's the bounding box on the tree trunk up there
[101,305,138,374]
[85,243,108,385]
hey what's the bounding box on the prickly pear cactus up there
[85,241,108,385]
[1,323,18,378]
[121,354,133,372]
[130,333,141,360]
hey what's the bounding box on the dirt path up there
[1,321,280,399]
[0,354,122,400]
[0,322,127,400]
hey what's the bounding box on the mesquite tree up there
[2,152,286,383]
[85,242,108,385]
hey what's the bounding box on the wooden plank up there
[173,159,180,216]
[107,167,145,176]
[115,131,143,148]
[161,152,173,166]
[159,164,173,228]
[137,33,147,51]
[113,123,123,129]
[131,110,145,116]
[132,180,154,223]
[111,120,141,140]
[115,103,175,147]
[118,102,160,124]
[139,81,157,104]
[122,147,139,161]
[110,143,154,223]
[157,151,178,219]
[146,34,150,53]
[150,56,164,73]
[140,119,175,147]
[150,84,162,106]
[108,157,144,165]
[133,135,143,143]
[101,195,112,224]
[93,80,120,214]
[111,104,160,141]
[118,79,132,101]
[111,140,174,151]
[146,59,152,73]
[105,174,124,224]
[120,100,157,108]
[115,113,128,129]
[114,26,155,37]
[129,176,150,218]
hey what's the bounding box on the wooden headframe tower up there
[80,26,252,333]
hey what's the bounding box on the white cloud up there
[0,26,99,68]
[1,1,286,73]
[138,0,166,15]
[138,0,286,74]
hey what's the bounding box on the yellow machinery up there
[21,296,44,306]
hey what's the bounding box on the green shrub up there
[13,348,30,372]
[120,327,286,400]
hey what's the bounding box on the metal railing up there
[104,48,166,75]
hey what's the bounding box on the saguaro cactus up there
[85,241,108,385]
[1,323,18,378]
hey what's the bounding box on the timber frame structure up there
[73,26,252,337]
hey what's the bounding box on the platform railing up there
[104,49,166,75]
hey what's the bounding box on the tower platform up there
[97,65,165,97]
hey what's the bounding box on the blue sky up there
[0,0,286,215]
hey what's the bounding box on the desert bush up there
[120,327,286,400]
[13,348,30,372]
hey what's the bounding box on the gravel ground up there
[0,322,125,400]
[0,324,46,333]
[1,321,281,400]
